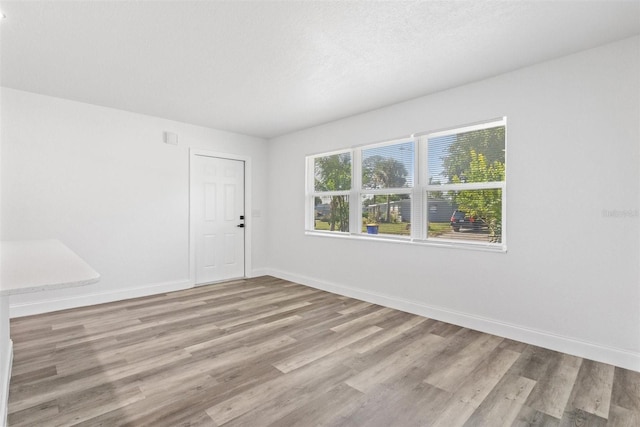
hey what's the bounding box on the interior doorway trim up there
[189,148,252,285]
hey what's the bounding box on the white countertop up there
[0,239,100,296]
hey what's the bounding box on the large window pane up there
[427,190,502,243]
[314,153,351,192]
[362,194,411,236]
[314,195,350,232]
[428,126,505,185]
[362,141,414,189]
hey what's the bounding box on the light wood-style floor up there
[7,276,640,426]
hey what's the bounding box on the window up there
[305,118,506,249]
[361,140,414,236]
[424,121,506,244]
[308,151,351,233]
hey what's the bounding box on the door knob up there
[237,224,245,228]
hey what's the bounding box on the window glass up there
[314,152,351,192]
[427,190,502,243]
[428,126,505,185]
[314,195,350,232]
[362,194,411,236]
[362,141,414,189]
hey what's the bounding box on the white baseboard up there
[1,339,13,427]
[9,280,193,318]
[265,268,640,373]
[248,268,269,278]
[9,271,269,318]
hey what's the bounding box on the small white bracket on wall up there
[163,131,178,145]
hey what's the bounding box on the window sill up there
[304,230,507,253]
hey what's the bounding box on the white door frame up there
[189,148,252,285]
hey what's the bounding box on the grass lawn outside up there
[314,220,344,232]
[427,222,450,237]
[315,220,452,237]
[361,222,410,236]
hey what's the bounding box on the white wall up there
[267,36,640,371]
[1,88,269,315]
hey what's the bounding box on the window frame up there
[421,118,506,245]
[305,118,507,251]
[306,149,352,234]
[356,137,416,238]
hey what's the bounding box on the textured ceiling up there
[1,1,639,139]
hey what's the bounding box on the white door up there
[193,155,245,284]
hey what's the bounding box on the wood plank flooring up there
[7,276,640,426]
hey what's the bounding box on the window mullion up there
[417,135,428,239]
[350,148,362,234]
